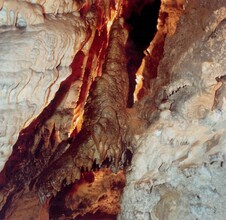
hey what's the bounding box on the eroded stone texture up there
[0,0,89,26]
[0,0,225,219]
[35,18,130,200]
[2,187,49,220]
[136,0,185,98]
[119,0,226,219]
[0,1,128,218]
[0,13,91,172]
[48,170,125,219]
[28,0,93,15]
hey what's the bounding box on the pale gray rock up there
[119,0,226,219]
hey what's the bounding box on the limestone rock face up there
[28,0,88,15]
[0,1,126,218]
[119,0,226,220]
[0,13,90,171]
[0,0,45,26]
[0,0,225,219]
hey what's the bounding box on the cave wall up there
[119,0,226,219]
[0,0,225,219]
[0,0,128,218]
[0,3,92,171]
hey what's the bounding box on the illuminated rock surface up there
[0,11,91,171]
[0,0,225,219]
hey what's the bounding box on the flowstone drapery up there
[35,18,131,199]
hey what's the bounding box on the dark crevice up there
[49,182,76,219]
[0,187,23,220]
[124,0,161,107]
[49,172,95,219]
[76,212,117,220]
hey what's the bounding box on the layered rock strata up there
[0,12,91,171]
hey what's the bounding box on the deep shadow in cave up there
[49,172,94,219]
[49,171,119,220]
[124,0,161,107]
[76,212,116,220]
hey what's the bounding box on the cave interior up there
[0,0,225,219]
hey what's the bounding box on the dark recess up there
[124,0,161,107]
[76,212,117,220]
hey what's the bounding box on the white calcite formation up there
[29,0,85,15]
[0,6,93,171]
[0,0,44,26]
[119,1,226,220]
[0,0,84,25]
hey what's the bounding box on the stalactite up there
[35,17,130,201]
